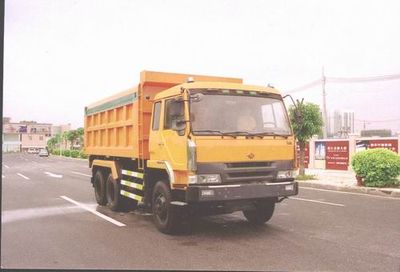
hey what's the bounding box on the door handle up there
[158,142,164,146]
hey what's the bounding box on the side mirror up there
[172,118,187,136]
[190,93,204,102]
[173,96,184,102]
[283,94,303,121]
[294,110,303,124]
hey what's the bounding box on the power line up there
[286,73,400,93]
[354,118,400,123]
[327,73,400,83]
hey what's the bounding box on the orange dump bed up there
[84,70,242,159]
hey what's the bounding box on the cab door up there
[149,97,188,171]
[149,100,164,161]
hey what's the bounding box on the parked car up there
[27,148,39,154]
[38,149,49,157]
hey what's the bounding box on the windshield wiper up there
[192,130,248,138]
[223,131,252,136]
[192,130,225,135]
[192,130,290,138]
[224,131,289,138]
[249,132,291,138]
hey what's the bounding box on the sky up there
[4,0,400,133]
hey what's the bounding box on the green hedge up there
[351,148,400,187]
[48,149,88,159]
[70,150,80,158]
[79,152,88,159]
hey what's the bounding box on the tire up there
[105,174,130,212]
[93,170,107,206]
[243,198,276,225]
[152,181,181,234]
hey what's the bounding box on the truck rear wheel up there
[243,198,275,225]
[106,174,130,212]
[94,170,107,206]
[152,181,181,234]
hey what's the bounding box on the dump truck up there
[84,71,298,234]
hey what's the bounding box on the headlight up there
[187,139,197,171]
[277,170,294,179]
[188,174,222,184]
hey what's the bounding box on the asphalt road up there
[1,153,400,271]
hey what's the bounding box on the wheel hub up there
[155,194,167,221]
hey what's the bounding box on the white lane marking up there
[300,186,400,200]
[289,197,345,207]
[44,171,63,178]
[60,196,126,227]
[3,164,10,169]
[17,173,30,180]
[3,205,84,223]
[71,171,91,177]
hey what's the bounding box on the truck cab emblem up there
[247,153,255,159]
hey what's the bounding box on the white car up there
[38,149,49,157]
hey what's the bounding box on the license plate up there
[285,184,294,191]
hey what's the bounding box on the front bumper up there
[186,181,298,202]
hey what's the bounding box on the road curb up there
[52,155,88,162]
[298,181,400,198]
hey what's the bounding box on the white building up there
[329,109,355,137]
[2,133,21,152]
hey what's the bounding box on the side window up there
[152,102,161,131]
[164,98,184,129]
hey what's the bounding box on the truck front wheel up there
[152,181,181,234]
[242,198,275,225]
[93,170,107,206]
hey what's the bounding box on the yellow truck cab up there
[84,71,298,234]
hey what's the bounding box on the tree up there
[65,130,80,150]
[289,100,323,176]
[47,133,61,152]
[76,127,84,147]
[62,131,70,149]
[47,137,57,152]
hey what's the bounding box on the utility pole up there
[363,120,369,130]
[322,67,328,138]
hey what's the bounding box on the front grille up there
[226,162,272,168]
[196,161,289,185]
[228,171,271,178]
[223,161,276,183]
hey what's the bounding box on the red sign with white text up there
[368,139,398,153]
[325,141,349,170]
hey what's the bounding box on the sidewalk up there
[297,168,400,198]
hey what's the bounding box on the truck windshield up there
[190,93,291,136]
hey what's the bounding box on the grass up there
[295,174,317,181]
